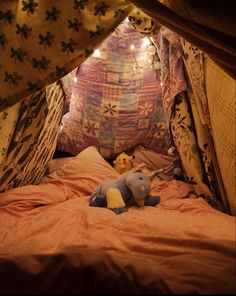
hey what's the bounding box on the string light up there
[73,76,78,83]
[142,37,151,48]
[130,44,135,50]
[127,31,161,72]
[124,17,129,23]
[93,49,101,57]
[147,45,156,56]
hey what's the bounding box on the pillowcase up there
[133,145,175,180]
[47,157,74,175]
[43,146,119,181]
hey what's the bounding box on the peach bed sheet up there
[0,167,235,294]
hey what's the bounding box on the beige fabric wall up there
[204,57,236,215]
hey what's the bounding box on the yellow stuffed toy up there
[113,152,134,174]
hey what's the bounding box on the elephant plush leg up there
[89,195,107,207]
[106,188,127,214]
[144,195,161,206]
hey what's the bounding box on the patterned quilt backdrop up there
[57,20,171,159]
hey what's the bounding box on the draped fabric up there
[0,81,65,193]
[1,0,235,111]
[170,92,224,212]
[151,27,222,211]
[204,57,236,216]
[181,40,230,213]
[152,27,187,118]
[0,0,134,111]
[131,0,236,80]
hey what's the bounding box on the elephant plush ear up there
[148,166,173,181]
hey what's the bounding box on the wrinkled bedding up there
[0,148,235,294]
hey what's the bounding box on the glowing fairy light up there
[147,45,156,55]
[130,44,135,50]
[73,76,78,83]
[142,37,151,48]
[160,82,163,86]
[93,49,101,57]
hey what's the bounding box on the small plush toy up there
[89,164,172,214]
[113,152,135,174]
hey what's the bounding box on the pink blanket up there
[0,175,235,294]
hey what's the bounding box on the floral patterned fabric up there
[0,0,134,111]
[57,21,171,159]
[170,92,216,202]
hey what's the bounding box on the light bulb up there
[130,44,135,50]
[93,49,101,57]
[142,37,151,48]
[160,82,163,86]
[73,76,78,83]
[147,45,156,55]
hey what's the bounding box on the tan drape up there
[204,57,236,215]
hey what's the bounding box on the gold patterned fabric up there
[169,92,218,205]
[179,40,227,212]
[128,8,160,36]
[0,81,65,192]
[204,57,236,215]
[0,0,134,111]
[0,101,21,163]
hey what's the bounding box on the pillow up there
[42,146,119,182]
[133,145,175,180]
[47,157,74,175]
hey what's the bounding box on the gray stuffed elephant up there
[89,164,171,214]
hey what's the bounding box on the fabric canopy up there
[0,0,235,112]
